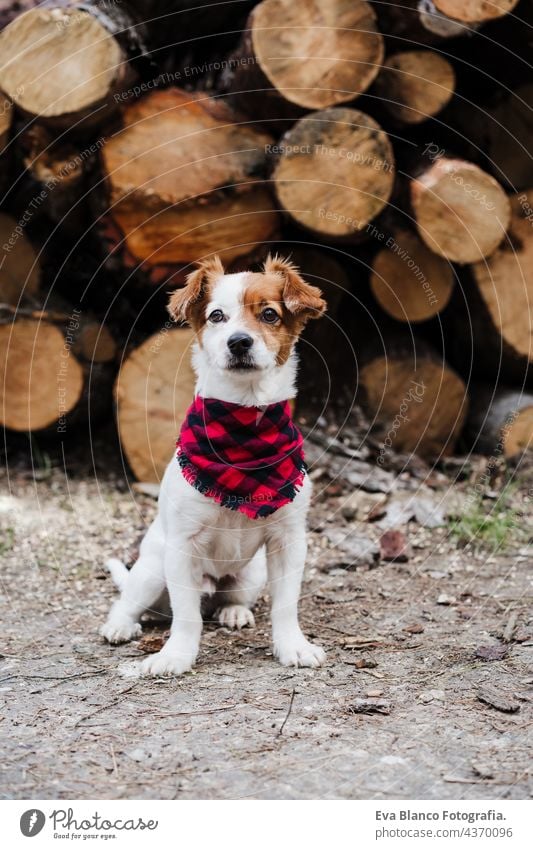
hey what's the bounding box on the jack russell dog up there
[100,254,327,676]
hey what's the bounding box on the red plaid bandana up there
[177,396,306,519]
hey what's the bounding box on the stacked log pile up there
[0,0,531,481]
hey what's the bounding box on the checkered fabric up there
[177,396,306,519]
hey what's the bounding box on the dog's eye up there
[208,309,225,323]
[261,308,279,324]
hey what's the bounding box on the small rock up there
[411,497,446,528]
[475,644,509,662]
[437,593,456,605]
[377,498,415,530]
[477,684,520,713]
[349,697,391,715]
[324,527,380,568]
[380,529,409,562]
[419,689,445,704]
[366,688,383,698]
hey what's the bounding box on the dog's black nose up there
[227,333,254,354]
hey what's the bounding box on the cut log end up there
[251,0,384,110]
[102,89,279,267]
[74,323,117,364]
[433,0,519,23]
[469,190,533,364]
[0,7,124,122]
[116,328,197,482]
[0,212,41,304]
[370,229,454,322]
[411,158,511,263]
[0,319,84,431]
[374,50,455,125]
[273,107,394,237]
[360,351,467,457]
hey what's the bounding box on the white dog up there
[101,254,327,676]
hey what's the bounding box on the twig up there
[150,704,238,719]
[110,744,118,776]
[74,683,139,727]
[0,669,107,684]
[278,688,296,736]
[502,609,518,643]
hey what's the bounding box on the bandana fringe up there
[178,450,306,519]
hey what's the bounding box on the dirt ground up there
[1,434,532,800]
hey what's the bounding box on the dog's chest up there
[190,510,265,577]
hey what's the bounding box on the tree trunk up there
[465,385,533,458]
[115,327,196,482]
[272,107,395,239]
[370,228,455,322]
[410,157,511,263]
[372,50,455,125]
[0,2,144,131]
[0,212,41,305]
[0,302,117,433]
[222,0,384,125]
[357,334,468,458]
[100,88,280,274]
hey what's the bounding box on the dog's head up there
[168,255,326,374]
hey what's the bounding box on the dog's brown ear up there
[167,255,224,325]
[264,254,326,321]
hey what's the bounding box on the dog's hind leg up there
[100,515,166,644]
[215,548,267,630]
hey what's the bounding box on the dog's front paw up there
[100,618,142,644]
[140,648,195,678]
[218,604,255,630]
[274,638,326,668]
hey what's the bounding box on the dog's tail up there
[105,558,129,592]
